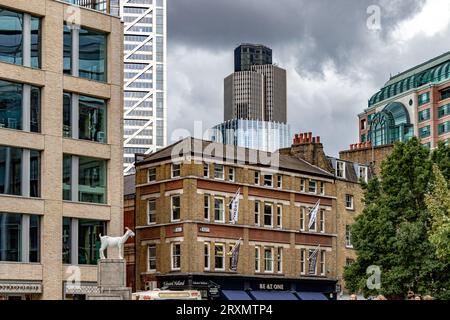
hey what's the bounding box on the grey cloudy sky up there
[166,0,450,156]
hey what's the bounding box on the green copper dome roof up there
[369,51,450,107]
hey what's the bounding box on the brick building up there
[125,134,370,300]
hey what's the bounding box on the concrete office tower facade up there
[234,44,272,72]
[224,64,287,123]
[358,51,450,149]
[0,0,123,300]
[214,44,289,152]
[121,0,167,174]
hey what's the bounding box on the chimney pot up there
[299,133,304,143]
[308,132,313,142]
[312,137,316,143]
[350,144,353,151]
[317,136,321,143]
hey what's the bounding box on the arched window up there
[368,102,412,147]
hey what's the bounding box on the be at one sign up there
[259,283,284,290]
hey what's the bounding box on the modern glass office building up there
[121,0,167,174]
[64,0,168,174]
[0,1,123,300]
[359,51,450,149]
[208,119,291,152]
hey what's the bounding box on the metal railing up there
[63,0,110,14]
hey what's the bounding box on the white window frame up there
[255,246,260,272]
[263,174,273,187]
[204,242,210,271]
[358,166,368,183]
[336,161,346,179]
[319,181,325,195]
[228,167,235,182]
[320,250,326,276]
[277,247,283,274]
[345,225,353,248]
[264,247,274,273]
[308,180,317,194]
[203,163,209,178]
[214,164,224,180]
[148,244,157,272]
[204,194,210,221]
[319,209,325,233]
[300,178,306,192]
[171,242,181,271]
[147,198,156,225]
[264,203,273,227]
[346,194,354,210]
[214,243,225,271]
[214,197,225,223]
[148,167,156,182]
[276,204,282,229]
[171,195,181,222]
[254,201,260,226]
[254,171,260,185]
[300,249,306,275]
[277,175,283,189]
[171,163,181,178]
[300,207,305,231]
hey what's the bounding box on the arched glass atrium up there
[368,102,413,146]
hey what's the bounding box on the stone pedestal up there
[86,259,132,300]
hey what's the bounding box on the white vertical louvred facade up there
[120,0,167,174]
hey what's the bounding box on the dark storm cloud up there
[167,0,426,76]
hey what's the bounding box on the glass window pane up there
[0,79,23,131]
[63,25,72,75]
[63,155,72,200]
[30,150,40,198]
[62,217,71,264]
[30,16,41,68]
[79,27,107,82]
[78,219,105,265]
[0,146,22,196]
[79,95,107,143]
[0,212,22,262]
[63,93,72,137]
[30,86,40,132]
[29,215,40,262]
[0,9,23,66]
[78,157,107,204]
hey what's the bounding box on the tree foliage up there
[344,138,450,299]
[426,164,450,263]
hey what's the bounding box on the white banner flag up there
[230,188,240,224]
[308,200,320,230]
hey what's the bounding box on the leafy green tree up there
[344,137,450,299]
[426,164,450,262]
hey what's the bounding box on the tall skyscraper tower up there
[210,44,290,152]
[234,44,272,72]
[121,0,167,174]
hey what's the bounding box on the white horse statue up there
[99,227,135,260]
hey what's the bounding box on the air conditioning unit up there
[145,281,158,291]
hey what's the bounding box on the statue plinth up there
[86,259,131,300]
[98,259,126,288]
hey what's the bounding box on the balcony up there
[63,0,118,15]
